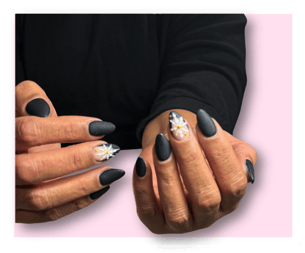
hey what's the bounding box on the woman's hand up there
[16,81,125,223]
[132,109,257,234]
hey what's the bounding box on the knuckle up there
[179,147,199,165]
[17,117,38,145]
[137,206,156,219]
[223,175,247,199]
[72,198,88,211]
[166,208,191,232]
[70,149,86,170]
[24,188,48,210]
[196,189,221,213]
[15,155,37,184]
[43,208,61,222]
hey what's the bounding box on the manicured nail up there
[245,159,255,184]
[26,98,50,117]
[155,133,171,161]
[89,121,116,136]
[99,168,125,185]
[136,156,146,177]
[169,111,189,141]
[90,186,110,200]
[94,144,120,162]
[197,109,217,137]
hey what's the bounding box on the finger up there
[168,111,221,225]
[132,149,166,234]
[16,166,125,210]
[153,133,192,232]
[225,132,257,184]
[16,141,121,185]
[196,109,248,212]
[16,80,57,118]
[16,186,110,223]
[15,80,61,153]
[15,116,116,152]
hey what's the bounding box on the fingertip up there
[25,98,50,117]
[88,121,116,136]
[135,156,147,178]
[90,186,110,200]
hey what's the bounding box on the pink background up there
[14,14,292,237]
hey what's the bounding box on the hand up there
[132,109,257,234]
[16,81,125,223]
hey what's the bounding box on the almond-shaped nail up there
[245,159,255,184]
[197,109,217,137]
[90,186,110,200]
[89,121,116,136]
[99,168,125,185]
[169,111,189,141]
[136,156,146,177]
[94,144,120,162]
[26,98,50,117]
[155,133,171,161]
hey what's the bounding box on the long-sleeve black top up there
[16,14,247,150]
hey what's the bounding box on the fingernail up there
[155,133,171,161]
[169,111,189,141]
[99,168,125,185]
[90,186,110,200]
[26,98,50,117]
[245,159,255,184]
[89,121,116,136]
[136,156,146,177]
[94,144,120,162]
[197,109,217,137]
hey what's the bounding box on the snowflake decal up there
[169,112,189,139]
[94,144,120,161]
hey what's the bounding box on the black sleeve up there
[16,14,26,85]
[136,14,247,143]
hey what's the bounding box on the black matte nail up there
[245,159,255,184]
[90,186,110,200]
[155,133,171,161]
[136,156,146,177]
[197,109,217,137]
[89,121,116,136]
[99,168,125,185]
[26,98,50,117]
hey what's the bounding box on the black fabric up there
[15,14,247,150]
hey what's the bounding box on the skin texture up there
[15,81,124,223]
[132,109,257,234]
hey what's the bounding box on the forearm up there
[142,109,197,149]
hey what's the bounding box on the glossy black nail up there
[89,121,116,136]
[197,109,217,137]
[90,186,110,200]
[245,159,255,184]
[155,133,171,161]
[136,156,146,177]
[99,168,125,185]
[26,98,50,117]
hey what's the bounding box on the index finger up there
[15,116,116,152]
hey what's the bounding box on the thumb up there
[16,80,57,117]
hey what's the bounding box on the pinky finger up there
[15,186,110,223]
[132,155,166,234]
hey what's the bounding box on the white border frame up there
[4,6,301,245]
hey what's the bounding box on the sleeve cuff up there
[135,96,230,145]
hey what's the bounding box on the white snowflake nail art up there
[94,144,120,161]
[169,111,189,140]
